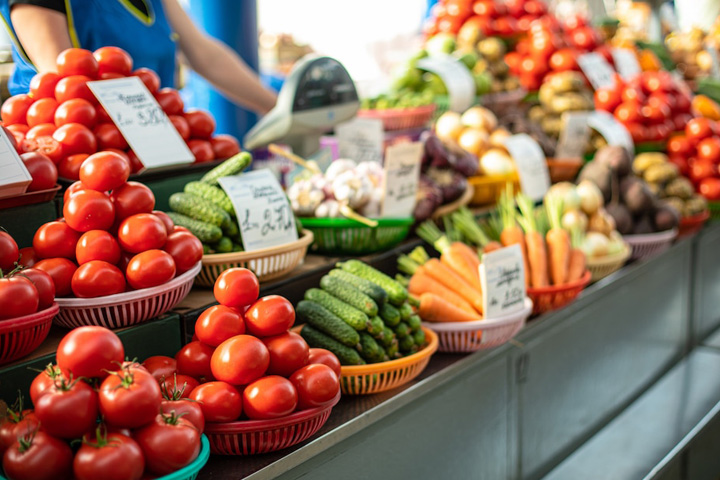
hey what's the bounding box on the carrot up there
[516,193,549,288]
[483,241,502,253]
[418,293,482,323]
[498,184,530,287]
[441,242,482,292]
[545,194,570,286]
[423,258,484,314]
[567,227,587,283]
[408,268,476,314]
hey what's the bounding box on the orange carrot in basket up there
[423,258,484,314]
[545,194,570,286]
[483,241,503,253]
[408,268,476,314]
[440,242,482,292]
[567,228,587,283]
[516,193,549,288]
[418,293,482,323]
[498,184,530,287]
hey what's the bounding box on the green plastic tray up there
[299,217,414,255]
[708,201,720,221]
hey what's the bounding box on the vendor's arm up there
[9,4,73,72]
[161,0,277,115]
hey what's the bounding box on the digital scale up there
[244,55,360,158]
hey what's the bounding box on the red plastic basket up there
[54,262,200,329]
[356,104,436,131]
[0,185,60,210]
[203,392,340,455]
[623,229,678,261]
[526,270,591,316]
[678,210,710,239]
[0,303,58,365]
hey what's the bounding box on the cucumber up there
[399,302,414,321]
[366,316,385,340]
[200,151,252,186]
[399,333,417,353]
[379,326,396,348]
[413,328,426,347]
[304,288,369,331]
[184,181,234,214]
[213,236,233,253]
[337,260,407,306]
[231,242,243,252]
[359,332,385,363]
[300,325,365,366]
[166,212,222,243]
[327,269,388,306]
[380,303,401,327]
[223,218,239,237]
[169,192,232,229]
[407,314,421,333]
[320,275,378,317]
[296,300,360,347]
[394,322,410,339]
[202,243,212,255]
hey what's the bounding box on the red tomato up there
[25,136,64,164]
[549,48,577,71]
[142,356,177,382]
[646,122,671,142]
[568,25,597,50]
[161,374,200,399]
[620,86,645,104]
[56,48,98,78]
[75,230,120,265]
[211,334,269,385]
[696,137,720,163]
[96,104,112,123]
[690,159,716,183]
[117,213,167,252]
[33,221,80,260]
[64,189,115,232]
[519,55,547,77]
[110,181,155,221]
[33,258,77,297]
[245,295,295,337]
[17,246,38,267]
[71,260,125,297]
[99,367,162,428]
[625,123,648,143]
[614,102,642,124]
[29,72,61,99]
[674,91,692,113]
[30,364,68,404]
[54,98,96,128]
[168,115,190,140]
[72,433,144,480]
[308,348,342,378]
[184,110,215,139]
[189,381,242,422]
[647,91,675,111]
[667,135,693,157]
[0,231,18,271]
[210,134,241,158]
[57,325,124,377]
[213,267,259,308]
[243,375,297,419]
[155,88,184,115]
[0,276,38,319]
[26,98,58,127]
[132,67,160,93]
[641,103,671,124]
[187,139,215,163]
[686,117,715,141]
[26,123,56,140]
[195,305,246,347]
[3,430,73,480]
[6,124,27,147]
[79,151,130,191]
[93,46,132,76]
[472,0,497,16]
[504,51,522,72]
[105,148,130,164]
[673,113,694,132]
[290,364,340,409]
[125,149,143,173]
[57,153,90,180]
[699,177,720,200]
[436,15,464,34]
[668,155,690,177]
[133,413,201,476]
[54,75,95,104]
[263,331,309,377]
[163,230,202,274]
[1,94,34,125]
[14,267,55,310]
[642,71,672,93]
[21,151,57,192]
[93,123,128,150]
[523,0,547,15]
[160,399,204,432]
[0,413,41,455]
[125,250,176,290]
[152,209,174,234]
[53,122,97,155]
[491,16,517,36]
[34,377,99,438]
[175,341,215,381]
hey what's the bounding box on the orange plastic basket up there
[678,210,710,239]
[526,270,591,316]
[468,173,520,206]
[339,327,438,395]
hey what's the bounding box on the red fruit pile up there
[28,151,203,298]
[666,117,720,200]
[0,127,58,193]
[165,268,341,423]
[0,47,241,178]
[0,326,203,480]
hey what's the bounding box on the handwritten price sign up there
[87,77,193,170]
[381,142,423,217]
[577,52,617,90]
[480,244,526,318]
[218,169,298,251]
[336,117,384,164]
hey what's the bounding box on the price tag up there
[503,134,550,202]
[417,55,475,112]
[555,111,591,159]
[480,244,526,319]
[0,128,31,199]
[218,169,298,251]
[381,142,423,217]
[87,77,194,171]
[611,48,641,81]
[588,111,633,156]
[577,52,617,90]
[336,117,384,164]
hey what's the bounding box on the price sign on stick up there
[480,244,526,319]
[219,169,298,251]
[381,142,423,218]
[0,128,31,199]
[336,118,384,164]
[588,111,633,156]
[417,55,476,112]
[88,77,194,170]
[577,52,617,90]
[503,133,550,202]
[556,111,591,159]
[611,48,641,81]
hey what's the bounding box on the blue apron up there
[1,0,177,95]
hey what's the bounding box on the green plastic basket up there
[299,217,414,255]
[708,201,720,221]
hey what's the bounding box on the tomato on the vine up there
[161,374,200,399]
[134,413,201,476]
[188,381,242,422]
[213,267,259,308]
[263,331,309,377]
[75,230,121,265]
[17,247,37,267]
[30,364,68,404]
[99,367,163,428]
[34,377,99,438]
[33,258,77,297]
[142,355,177,382]
[211,334,269,385]
[160,399,204,433]
[73,432,144,480]
[71,260,125,297]
[3,430,73,480]
[0,409,41,455]
[195,305,246,347]
[56,326,124,378]
[243,375,298,419]
[0,231,19,271]
[245,295,296,337]
[79,151,130,191]
[63,189,115,232]
[0,275,39,319]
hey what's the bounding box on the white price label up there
[611,48,641,81]
[588,111,634,156]
[417,55,475,112]
[336,117,384,164]
[381,142,422,218]
[555,111,591,159]
[577,52,617,90]
[503,134,550,202]
[480,244,526,319]
[0,128,31,198]
[218,169,298,251]
[87,77,194,171]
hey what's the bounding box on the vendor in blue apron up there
[0,0,276,114]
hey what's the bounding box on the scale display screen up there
[292,59,358,112]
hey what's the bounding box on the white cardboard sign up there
[555,111,591,159]
[577,52,617,90]
[611,48,641,81]
[503,134,550,202]
[588,111,634,156]
[381,142,423,218]
[417,55,475,112]
[87,77,194,170]
[480,244,527,319]
[218,169,298,251]
[0,128,31,199]
[336,117,384,164]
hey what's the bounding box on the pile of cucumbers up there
[298,260,426,366]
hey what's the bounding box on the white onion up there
[435,111,464,142]
[576,180,604,215]
[480,148,514,176]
